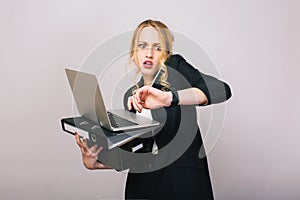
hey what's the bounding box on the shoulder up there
[165,54,186,69]
[165,54,200,80]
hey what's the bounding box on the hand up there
[127,85,172,112]
[75,133,111,170]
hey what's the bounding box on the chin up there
[140,69,155,76]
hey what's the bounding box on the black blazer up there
[121,54,231,200]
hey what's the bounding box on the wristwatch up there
[169,88,179,107]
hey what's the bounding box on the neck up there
[142,75,153,86]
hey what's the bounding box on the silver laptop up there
[65,68,160,132]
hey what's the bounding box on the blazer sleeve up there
[167,54,232,106]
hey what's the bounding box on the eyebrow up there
[138,41,161,45]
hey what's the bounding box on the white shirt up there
[136,109,158,154]
[136,108,153,120]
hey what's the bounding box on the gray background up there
[1,0,299,199]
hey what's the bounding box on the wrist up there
[83,162,95,170]
[95,161,111,169]
[165,91,173,107]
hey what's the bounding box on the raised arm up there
[127,86,208,112]
[127,55,231,112]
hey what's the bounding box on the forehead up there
[139,26,160,43]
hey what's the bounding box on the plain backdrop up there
[0,0,299,199]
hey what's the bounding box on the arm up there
[127,86,208,112]
[177,87,208,106]
[127,55,231,111]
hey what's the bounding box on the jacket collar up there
[137,77,163,90]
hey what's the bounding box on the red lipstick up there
[143,60,153,69]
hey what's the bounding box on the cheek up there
[154,52,162,64]
[136,52,143,66]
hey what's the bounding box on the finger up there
[75,133,85,148]
[137,86,150,102]
[127,96,132,110]
[75,133,87,154]
[82,138,87,145]
[80,147,85,153]
[90,144,98,152]
[135,88,143,103]
[133,94,143,109]
[81,138,90,152]
[132,95,142,112]
[140,87,150,102]
[94,146,103,156]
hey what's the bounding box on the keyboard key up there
[107,112,138,128]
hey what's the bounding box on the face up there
[136,26,162,84]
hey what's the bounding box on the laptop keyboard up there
[107,112,138,128]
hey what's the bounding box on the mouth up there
[143,60,153,69]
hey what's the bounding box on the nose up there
[146,47,153,59]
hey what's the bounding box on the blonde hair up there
[129,19,174,94]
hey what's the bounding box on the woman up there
[76,19,231,199]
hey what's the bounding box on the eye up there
[154,45,161,51]
[138,44,146,49]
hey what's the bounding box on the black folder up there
[61,116,156,171]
